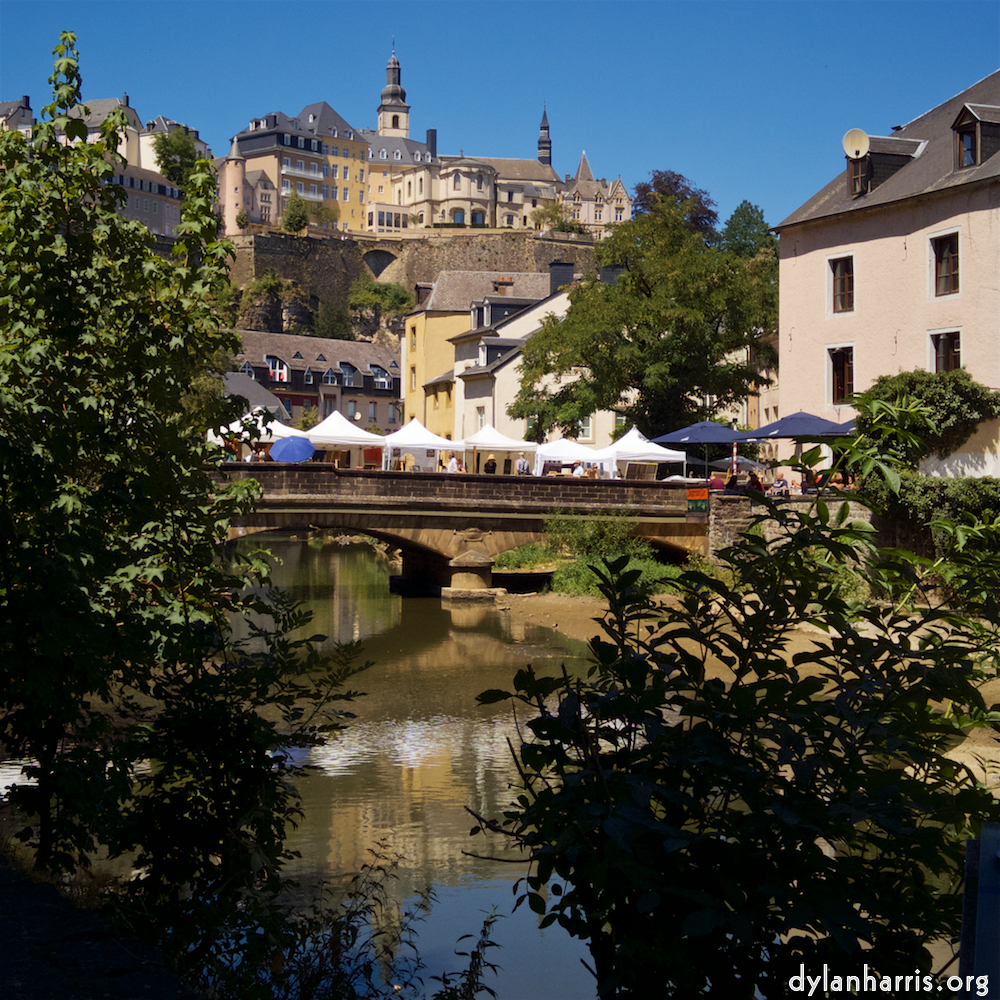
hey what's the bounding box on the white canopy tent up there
[382,418,463,471]
[462,425,537,474]
[590,428,687,469]
[208,408,310,458]
[307,410,387,448]
[533,437,600,475]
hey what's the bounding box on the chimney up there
[22,95,30,108]
[122,93,129,107]
[425,128,437,159]
[599,265,625,286]
[549,259,574,296]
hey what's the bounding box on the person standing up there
[484,453,497,474]
[516,452,531,476]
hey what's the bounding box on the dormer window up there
[394,149,401,160]
[952,104,1000,169]
[380,149,387,159]
[266,355,289,383]
[340,362,357,387]
[239,360,255,380]
[322,368,337,385]
[304,367,314,384]
[849,156,869,196]
[371,365,390,388]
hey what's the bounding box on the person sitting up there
[585,465,600,479]
[767,473,789,496]
[484,453,497,474]
[724,473,741,493]
[708,474,726,491]
[572,461,586,477]
[746,472,764,493]
[515,453,531,476]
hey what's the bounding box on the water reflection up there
[231,533,596,1000]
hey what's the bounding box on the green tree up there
[309,201,340,229]
[349,272,415,315]
[0,33,371,980]
[632,169,718,241]
[855,368,1000,465]
[509,200,777,440]
[152,125,200,195]
[477,399,1000,997]
[314,297,355,340]
[531,201,588,234]
[235,206,249,230]
[282,190,310,233]
[719,199,778,258]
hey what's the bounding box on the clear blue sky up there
[2,0,997,227]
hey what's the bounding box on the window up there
[369,402,377,422]
[578,415,592,441]
[410,367,416,391]
[477,174,484,191]
[507,190,514,202]
[831,257,854,313]
[849,157,868,196]
[358,170,364,182]
[371,365,390,388]
[322,368,337,385]
[281,180,289,192]
[380,149,387,159]
[389,404,400,424]
[331,165,338,179]
[453,173,461,190]
[340,363,356,387]
[266,356,288,383]
[958,126,978,168]
[932,331,961,372]
[410,327,416,349]
[933,233,959,296]
[394,149,401,160]
[283,157,290,167]
[322,185,328,198]
[453,209,465,224]
[304,367,314,384]
[331,146,339,157]
[296,159,304,170]
[331,187,338,200]
[343,188,349,202]
[829,347,854,404]
[347,400,357,419]
[476,406,486,430]
[296,182,304,194]
[310,163,318,174]
[392,114,399,129]
[297,137,304,149]
[239,360,255,380]
[471,212,484,225]
[309,184,317,195]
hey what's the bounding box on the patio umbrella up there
[737,411,849,441]
[654,420,745,477]
[708,455,768,473]
[269,436,316,463]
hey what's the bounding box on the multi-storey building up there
[234,330,402,430]
[0,94,34,135]
[222,103,370,235]
[775,71,1000,435]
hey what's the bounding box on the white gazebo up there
[533,437,600,475]
[591,428,687,474]
[382,418,463,471]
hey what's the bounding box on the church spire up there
[538,104,551,166]
[377,50,410,138]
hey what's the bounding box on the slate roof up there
[415,271,551,313]
[777,70,1000,230]
[297,101,357,139]
[68,97,142,132]
[359,128,436,164]
[424,368,455,388]
[234,330,400,376]
[223,372,285,414]
[459,340,525,379]
[469,157,561,183]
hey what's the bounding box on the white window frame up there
[928,326,963,373]
[825,252,856,320]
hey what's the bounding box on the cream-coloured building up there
[775,71,1000,427]
[222,103,370,235]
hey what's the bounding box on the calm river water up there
[237,532,597,1000]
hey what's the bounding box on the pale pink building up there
[774,71,1000,428]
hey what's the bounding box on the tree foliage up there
[509,200,777,439]
[719,200,778,258]
[152,125,200,195]
[632,169,718,240]
[0,33,371,982]
[282,190,310,233]
[855,368,1000,464]
[530,200,588,234]
[349,272,415,316]
[477,398,1000,997]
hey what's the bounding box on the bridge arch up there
[362,249,398,278]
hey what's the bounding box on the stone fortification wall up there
[708,493,874,562]
[226,232,597,305]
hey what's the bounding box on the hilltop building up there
[775,70,1000,443]
[0,95,34,135]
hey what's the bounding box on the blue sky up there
[1,0,997,227]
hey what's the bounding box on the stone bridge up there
[215,465,709,596]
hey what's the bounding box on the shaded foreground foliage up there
[0,35,500,1000]
[477,404,1000,997]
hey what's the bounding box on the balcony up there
[281,163,323,180]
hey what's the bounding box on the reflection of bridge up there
[217,466,709,596]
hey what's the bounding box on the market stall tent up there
[382,418,463,471]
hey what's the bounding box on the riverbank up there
[496,590,610,645]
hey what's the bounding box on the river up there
[238,532,598,1000]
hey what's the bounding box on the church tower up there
[377,51,410,138]
[537,106,551,165]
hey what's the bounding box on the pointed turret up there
[538,105,551,166]
[575,150,593,182]
[377,50,410,138]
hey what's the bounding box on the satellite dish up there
[842,128,870,160]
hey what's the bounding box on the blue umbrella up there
[654,420,744,445]
[269,436,315,463]
[737,411,848,441]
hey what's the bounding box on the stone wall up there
[707,492,874,562]
[226,232,597,307]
